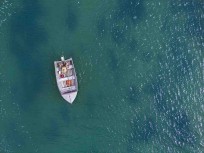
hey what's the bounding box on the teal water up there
[0,0,204,152]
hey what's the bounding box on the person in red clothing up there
[66,80,72,87]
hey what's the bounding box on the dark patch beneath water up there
[168,110,197,147]
[140,50,154,63]
[153,79,197,149]
[128,38,138,52]
[108,49,119,72]
[90,144,99,153]
[127,86,140,103]
[43,119,60,141]
[9,0,47,110]
[107,49,122,85]
[6,122,26,150]
[170,0,204,14]
[60,105,69,124]
[97,17,107,38]
[85,92,101,115]
[143,83,154,95]
[110,24,125,45]
[169,38,193,77]
[127,116,157,152]
[97,0,145,45]
[130,116,157,143]
[169,0,204,37]
[66,6,78,31]
[117,0,144,24]
[152,80,168,113]
[186,13,204,37]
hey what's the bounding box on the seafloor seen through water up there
[0,0,203,152]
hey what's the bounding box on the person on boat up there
[62,66,67,74]
[59,62,63,68]
[66,61,70,68]
[66,80,72,87]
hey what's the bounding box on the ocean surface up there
[0,0,204,152]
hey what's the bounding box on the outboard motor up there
[61,56,65,61]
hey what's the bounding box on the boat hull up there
[62,91,77,104]
[54,57,78,104]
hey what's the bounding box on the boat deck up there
[55,58,78,94]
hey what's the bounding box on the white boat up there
[54,56,78,104]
